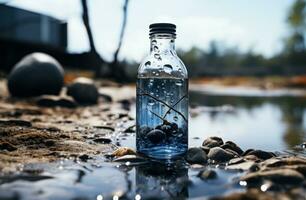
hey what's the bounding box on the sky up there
[7,0,293,62]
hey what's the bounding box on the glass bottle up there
[136,23,188,159]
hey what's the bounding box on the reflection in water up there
[135,161,189,199]
[189,91,306,150]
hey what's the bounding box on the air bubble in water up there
[152,40,157,45]
[163,64,173,73]
[148,99,154,106]
[174,116,178,121]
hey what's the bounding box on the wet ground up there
[0,80,306,200]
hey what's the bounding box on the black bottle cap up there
[149,23,176,36]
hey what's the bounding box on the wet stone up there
[244,150,275,160]
[111,147,136,157]
[146,129,166,144]
[208,147,235,163]
[198,169,218,180]
[93,137,112,144]
[36,95,77,108]
[67,77,99,104]
[7,52,64,97]
[0,142,17,151]
[226,161,255,171]
[138,126,152,139]
[185,147,208,164]
[221,141,244,155]
[79,154,91,162]
[262,157,306,168]
[202,137,224,148]
[113,155,147,163]
[200,146,210,154]
[240,169,304,187]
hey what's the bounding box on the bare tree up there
[80,0,130,80]
[113,0,129,65]
[80,0,104,77]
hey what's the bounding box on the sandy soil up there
[0,79,135,173]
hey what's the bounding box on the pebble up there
[226,161,255,171]
[185,147,208,164]
[244,150,275,160]
[202,137,224,148]
[113,155,147,163]
[67,77,99,104]
[146,129,166,144]
[198,169,218,180]
[221,141,244,155]
[36,95,77,108]
[7,52,64,97]
[93,137,112,144]
[262,157,306,168]
[208,147,235,163]
[0,142,17,151]
[111,147,136,157]
[138,126,152,139]
[240,169,304,187]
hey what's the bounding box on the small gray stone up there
[198,169,217,180]
[208,147,235,163]
[202,137,223,148]
[185,147,208,164]
[8,52,64,97]
[146,129,166,144]
[67,77,98,104]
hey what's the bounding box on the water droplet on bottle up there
[174,116,178,121]
[145,61,151,66]
[148,99,154,106]
[176,80,183,86]
[153,46,159,52]
[154,54,162,61]
[163,64,173,73]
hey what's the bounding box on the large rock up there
[202,136,224,148]
[185,147,208,164]
[67,77,98,104]
[8,53,64,97]
[208,147,235,163]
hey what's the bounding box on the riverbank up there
[0,78,306,199]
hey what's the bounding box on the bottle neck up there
[150,34,176,55]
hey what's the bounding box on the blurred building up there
[0,4,67,49]
[0,4,68,71]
